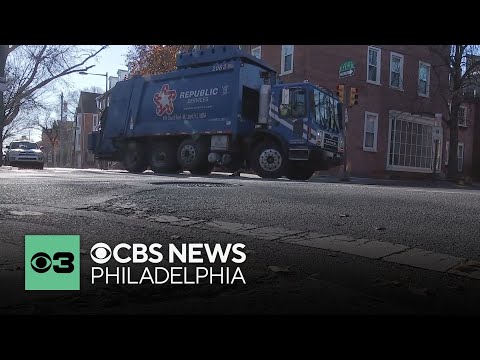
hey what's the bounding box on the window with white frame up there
[418,61,431,97]
[390,52,404,89]
[251,46,261,59]
[448,103,467,127]
[458,106,467,126]
[363,112,378,152]
[367,46,381,84]
[387,112,435,172]
[458,142,464,172]
[75,114,82,150]
[93,114,99,131]
[281,45,294,75]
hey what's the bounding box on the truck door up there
[278,86,307,143]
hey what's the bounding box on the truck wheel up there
[252,141,286,179]
[123,142,148,173]
[177,138,210,173]
[286,162,315,181]
[150,142,179,173]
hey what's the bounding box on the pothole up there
[149,182,240,188]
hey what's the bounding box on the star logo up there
[153,84,177,116]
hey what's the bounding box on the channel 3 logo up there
[31,252,75,273]
[25,235,80,291]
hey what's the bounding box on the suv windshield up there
[10,142,38,150]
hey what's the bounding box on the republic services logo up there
[153,84,177,116]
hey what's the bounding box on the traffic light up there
[349,87,359,106]
[336,84,345,103]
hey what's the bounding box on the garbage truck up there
[88,45,344,180]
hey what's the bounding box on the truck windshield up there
[311,88,341,132]
[10,142,38,150]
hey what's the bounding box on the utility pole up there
[342,103,349,181]
[60,92,64,121]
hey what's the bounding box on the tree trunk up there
[52,143,56,167]
[447,45,462,180]
[0,45,8,150]
[447,120,459,179]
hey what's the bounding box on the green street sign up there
[339,60,355,78]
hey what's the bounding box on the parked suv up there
[4,141,44,169]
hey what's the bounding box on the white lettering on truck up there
[179,88,219,99]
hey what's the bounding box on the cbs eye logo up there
[31,251,75,273]
[90,243,112,264]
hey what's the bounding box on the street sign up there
[339,60,355,79]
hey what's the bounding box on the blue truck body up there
[88,46,344,180]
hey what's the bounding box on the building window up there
[445,141,449,165]
[363,112,378,152]
[367,46,381,85]
[251,46,261,59]
[281,45,294,75]
[418,61,431,97]
[75,114,82,150]
[387,112,436,172]
[93,114,99,131]
[390,52,404,89]
[458,106,467,127]
[458,142,464,172]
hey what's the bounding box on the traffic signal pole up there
[341,87,350,181]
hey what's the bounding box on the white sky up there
[28,45,131,142]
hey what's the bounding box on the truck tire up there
[286,161,315,181]
[149,141,180,173]
[123,142,148,173]
[177,138,210,173]
[251,141,286,179]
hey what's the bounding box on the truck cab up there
[268,82,344,162]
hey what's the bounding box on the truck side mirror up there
[40,146,44,150]
[337,102,344,130]
[281,88,290,105]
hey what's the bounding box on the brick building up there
[74,91,101,168]
[192,45,477,179]
[40,120,75,167]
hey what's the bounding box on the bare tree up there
[83,86,104,94]
[0,45,107,149]
[2,109,37,143]
[430,45,480,179]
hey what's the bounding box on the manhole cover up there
[150,182,239,188]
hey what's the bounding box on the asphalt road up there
[1,166,480,315]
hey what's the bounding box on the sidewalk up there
[309,174,480,190]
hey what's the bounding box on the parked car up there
[4,141,44,169]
